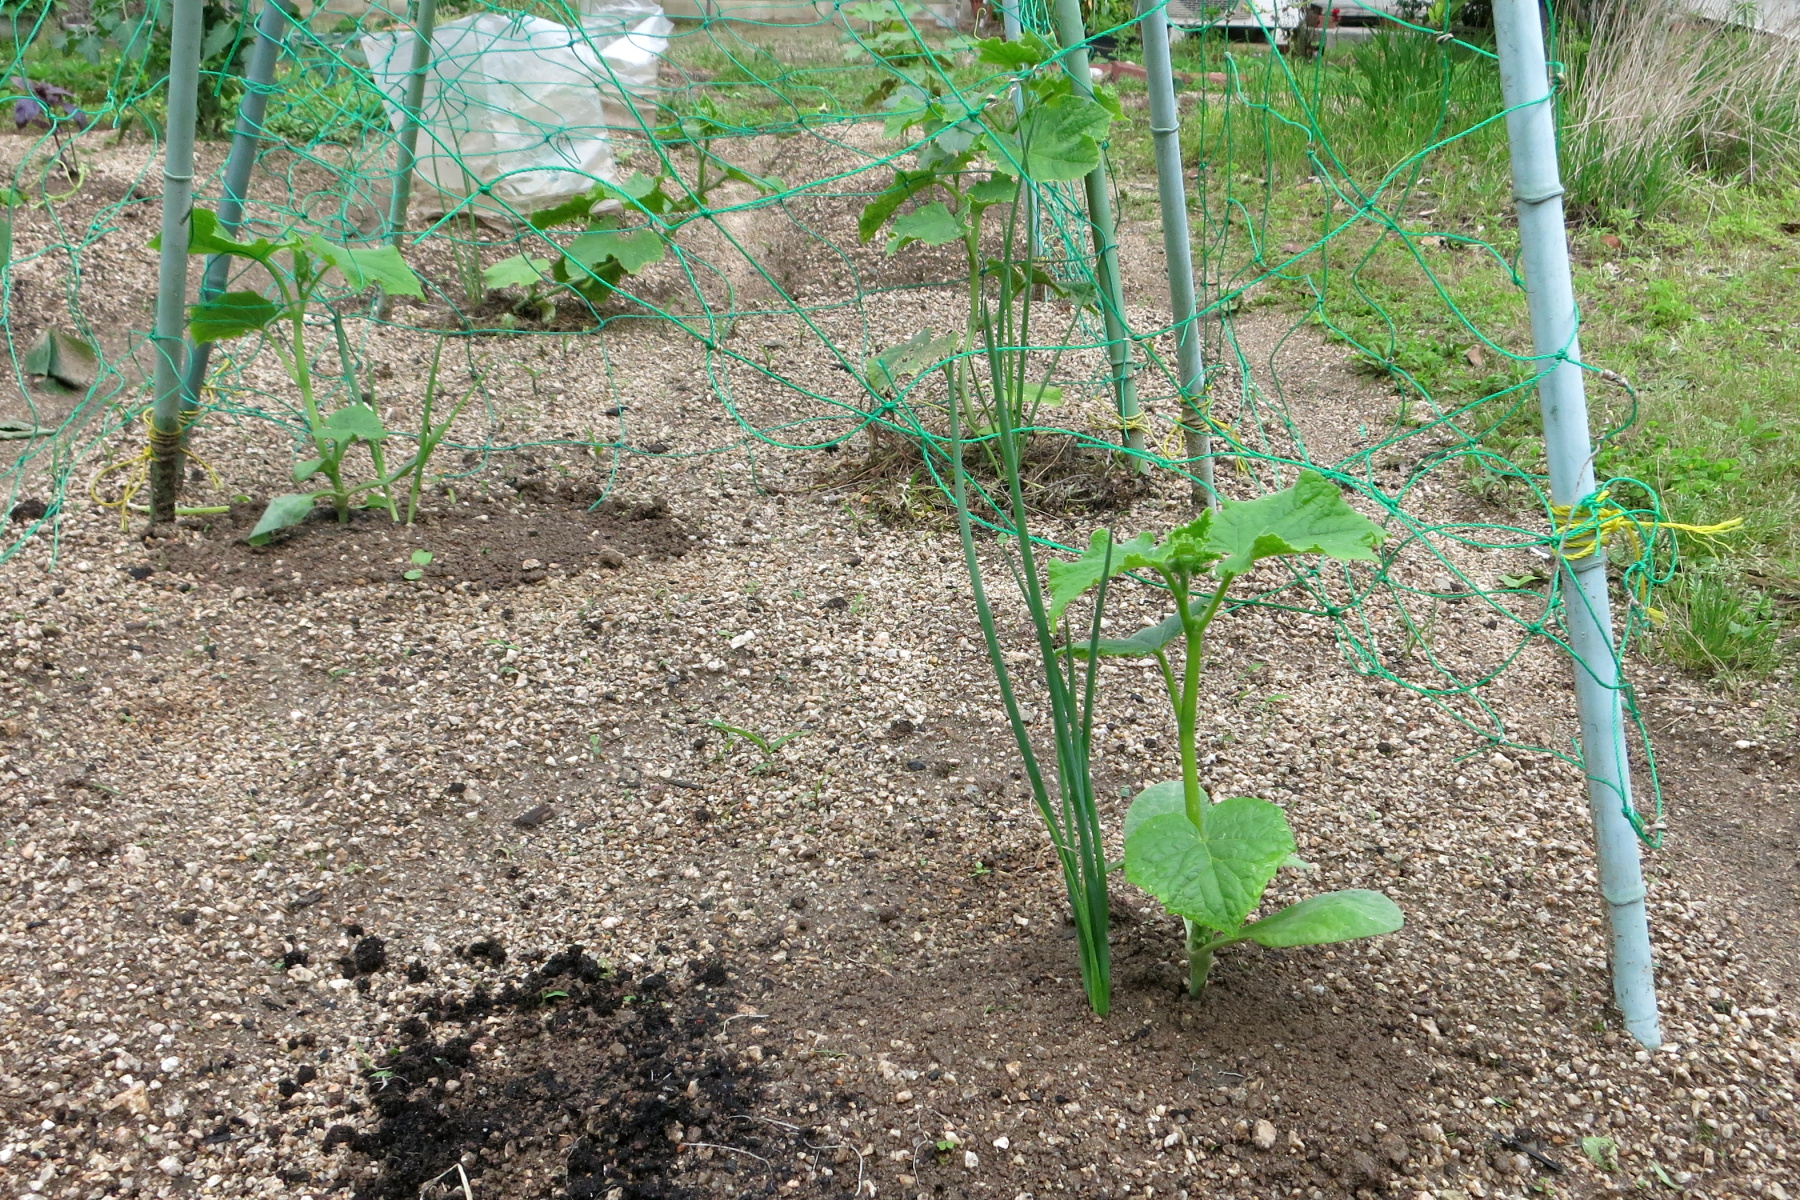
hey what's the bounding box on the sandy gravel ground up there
[1,128,1798,1200]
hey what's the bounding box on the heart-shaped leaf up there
[990,93,1112,183]
[1236,889,1402,948]
[1122,780,1194,840]
[323,403,386,444]
[1124,794,1293,933]
[566,226,667,277]
[859,169,936,243]
[153,206,289,263]
[886,201,966,252]
[482,254,552,290]
[866,329,960,395]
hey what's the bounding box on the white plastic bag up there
[362,6,666,218]
[579,0,674,128]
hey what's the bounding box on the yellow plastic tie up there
[1549,489,1743,560]
[90,404,224,529]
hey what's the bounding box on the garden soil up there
[2,144,1799,1200]
[154,488,690,598]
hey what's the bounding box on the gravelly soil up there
[2,136,1799,1200]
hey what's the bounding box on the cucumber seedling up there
[1053,471,1406,996]
[154,210,471,543]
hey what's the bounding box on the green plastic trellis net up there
[0,0,1713,842]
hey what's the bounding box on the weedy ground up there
[1,18,1798,1200]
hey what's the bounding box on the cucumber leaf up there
[1236,889,1403,948]
[1208,468,1385,577]
[1062,612,1185,659]
[1124,795,1294,933]
[188,292,281,343]
[247,493,319,545]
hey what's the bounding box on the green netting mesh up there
[2,0,1718,844]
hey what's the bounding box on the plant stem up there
[1173,573,1235,828]
[283,265,349,521]
[1184,918,1214,997]
[407,341,443,524]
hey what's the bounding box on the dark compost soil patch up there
[152,484,691,598]
[343,948,842,1200]
[823,430,1153,523]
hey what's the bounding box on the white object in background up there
[578,0,675,128]
[363,6,667,217]
[1166,0,1300,45]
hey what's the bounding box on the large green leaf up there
[1208,468,1385,577]
[1063,612,1185,660]
[188,292,281,343]
[603,171,668,212]
[1122,780,1194,840]
[303,238,424,298]
[887,202,966,252]
[323,403,386,444]
[1124,795,1294,933]
[1237,890,1403,948]
[527,187,604,231]
[973,31,1053,68]
[247,493,319,545]
[566,226,667,275]
[859,169,936,243]
[993,93,1112,183]
[482,254,551,290]
[1045,529,1155,624]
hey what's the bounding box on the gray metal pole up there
[182,0,291,414]
[1492,0,1661,1049]
[1136,0,1213,508]
[996,0,1021,40]
[1045,0,1144,465]
[386,0,440,246]
[147,0,206,524]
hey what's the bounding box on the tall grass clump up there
[1560,0,1800,221]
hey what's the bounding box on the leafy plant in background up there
[1050,472,1404,995]
[47,0,250,135]
[485,111,778,311]
[859,26,1108,436]
[153,208,475,542]
[8,75,90,130]
[1660,570,1781,676]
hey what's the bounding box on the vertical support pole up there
[386,0,441,247]
[378,0,439,322]
[1492,0,1661,1049]
[147,0,206,525]
[182,0,291,420]
[996,0,1020,39]
[1137,0,1213,508]
[1046,0,1144,465]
